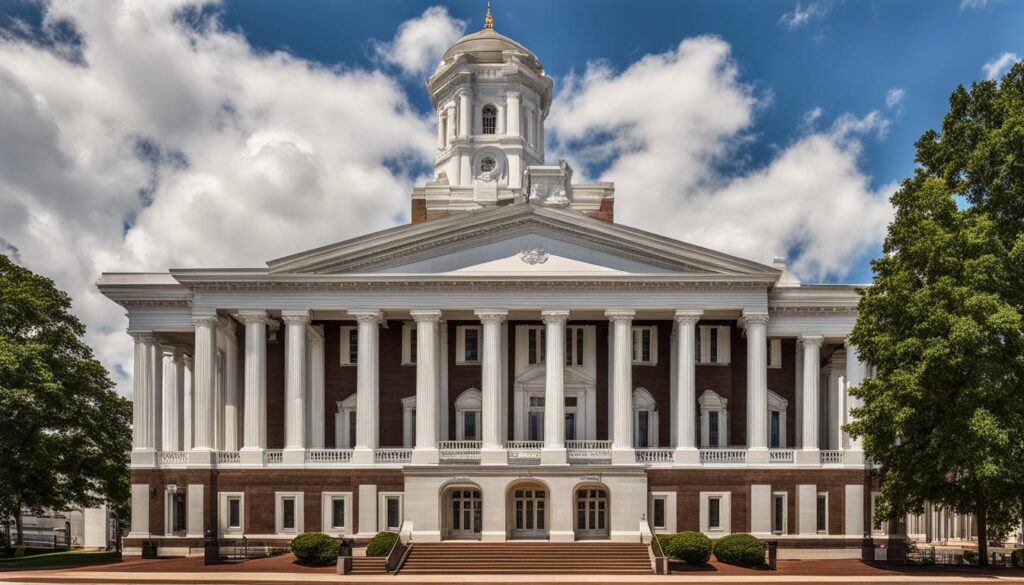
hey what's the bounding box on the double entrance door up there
[575,487,609,539]
[449,489,482,539]
[511,487,547,539]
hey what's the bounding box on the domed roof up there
[441,27,539,66]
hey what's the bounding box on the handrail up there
[644,515,667,574]
[384,532,409,573]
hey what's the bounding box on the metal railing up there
[506,440,543,463]
[769,449,795,463]
[820,450,844,464]
[635,448,674,464]
[375,448,412,464]
[699,448,747,464]
[567,440,612,463]
[306,449,353,463]
[438,441,482,464]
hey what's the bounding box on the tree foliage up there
[0,255,131,544]
[848,63,1024,563]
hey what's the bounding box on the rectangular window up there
[331,497,345,529]
[632,326,657,365]
[282,497,296,531]
[527,327,546,365]
[528,411,544,441]
[464,328,479,362]
[172,493,186,533]
[816,493,828,534]
[385,496,401,531]
[708,497,722,530]
[708,411,719,447]
[348,411,357,448]
[709,327,718,362]
[637,410,650,448]
[340,326,358,365]
[698,326,731,364]
[772,493,785,534]
[565,326,585,366]
[227,497,240,529]
[463,411,479,441]
[770,411,781,448]
[652,497,666,530]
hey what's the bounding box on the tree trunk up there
[977,497,988,567]
[13,512,23,547]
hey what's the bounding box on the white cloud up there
[779,1,831,29]
[370,6,467,76]
[0,1,436,393]
[548,36,894,282]
[982,52,1020,80]
[960,0,991,10]
[885,88,906,109]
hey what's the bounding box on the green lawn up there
[0,550,121,570]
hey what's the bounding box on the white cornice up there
[96,273,193,308]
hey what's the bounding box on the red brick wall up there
[447,320,482,440]
[631,320,672,446]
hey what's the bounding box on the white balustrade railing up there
[439,441,482,463]
[567,440,613,463]
[306,449,353,463]
[769,449,795,463]
[699,449,747,464]
[159,451,189,465]
[375,448,412,464]
[635,448,674,464]
[217,451,241,464]
[820,450,844,464]
[506,441,543,463]
[264,450,284,464]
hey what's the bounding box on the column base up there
[747,447,770,464]
[611,447,636,464]
[352,447,375,465]
[239,447,265,465]
[188,448,214,466]
[131,449,157,468]
[480,447,507,465]
[541,447,567,465]
[673,447,700,465]
[411,448,439,465]
[796,448,820,465]
[282,447,306,464]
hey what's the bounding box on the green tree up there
[848,63,1024,564]
[0,255,131,546]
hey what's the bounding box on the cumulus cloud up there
[779,1,831,29]
[885,87,905,109]
[982,52,1020,80]
[0,0,436,393]
[548,36,894,281]
[370,6,467,76]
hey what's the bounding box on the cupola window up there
[482,104,497,134]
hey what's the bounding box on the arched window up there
[482,104,497,135]
[455,388,482,441]
[698,390,728,448]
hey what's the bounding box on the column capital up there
[307,324,325,345]
[191,310,219,328]
[238,309,271,324]
[349,309,383,324]
[474,309,508,323]
[740,311,770,327]
[410,309,443,323]
[604,309,636,322]
[217,315,237,337]
[505,90,521,99]
[280,309,311,324]
[799,333,825,346]
[673,309,703,324]
[541,309,570,324]
[129,331,157,342]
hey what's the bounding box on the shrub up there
[290,532,339,566]
[962,550,978,565]
[365,532,399,557]
[672,531,713,565]
[656,534,678,558]
[713,533,766,568]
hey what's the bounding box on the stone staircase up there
[399,541,653,574]
[349,556,388,574]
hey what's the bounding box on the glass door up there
[449,489,482,540]
[511,488,547,539]
[575,487,609,539]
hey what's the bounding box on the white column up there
[797,334,823,464]
[674,310,702,464]
[795,338,804,448]
[476,309,508,464]
[439,321,449,441]
[308,325,325,449]
[130,333,157,467]
[436,112,445,150]
[149,339,163,453]
[742,311,770,462]
[411,310,442,464]
[845,339,867,462]
[542,310,569,464]
[281,310,309,463]
[829,350,847,451]
[606,310,635,463]
[239,311,268,464]
[191,312,218,465]
[446,104,456,143]
[183,354,194,451]
[458,91,470,139]
[161,347,183,452]
[506,91,521,137]
[352,310,382,464]
[221,320,239,452]
[496,103,506,135]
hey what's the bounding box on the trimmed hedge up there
[713,533,765,568]
[290,532,339,566]
[365,532,400,557]
[658,532,713,565]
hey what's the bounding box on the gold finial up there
[484,2,494,29]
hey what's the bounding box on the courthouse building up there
[98,15,925,558]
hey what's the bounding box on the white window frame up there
[275,491,304,535]
[697,325,731,365]
[700,491,731,535]
[767,389,789,448]
[524,325,546,366]
[218,492,245,536]
[772,491,788,535]
[321,492,353,536]
[566,325,586,367]
[455,388,482,441]
[632,387,658,448]
[631,325,658,365]
[698,389,729,448]
[767,338,782,369]
[456,325,482,365]
[164,485,186,536]
[379,492,404,532]
[816,491,829,534]
[402,322,417,365]
[402,396,416,448]
[649,492,676,533]
[339,326,358,366]
[335,394,357,449]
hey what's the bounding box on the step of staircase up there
[349,556,388,575]
[399,542,652,574]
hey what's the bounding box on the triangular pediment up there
[266,204,779,279]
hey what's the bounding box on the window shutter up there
[649,325,658,364]
[717,326,731,364]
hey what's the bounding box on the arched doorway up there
[574,483,610,540]
[442,484,482,540]
[507,480,548,540]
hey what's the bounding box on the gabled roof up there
[266,203,780,281]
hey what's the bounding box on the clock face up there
[480,157,496,173]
